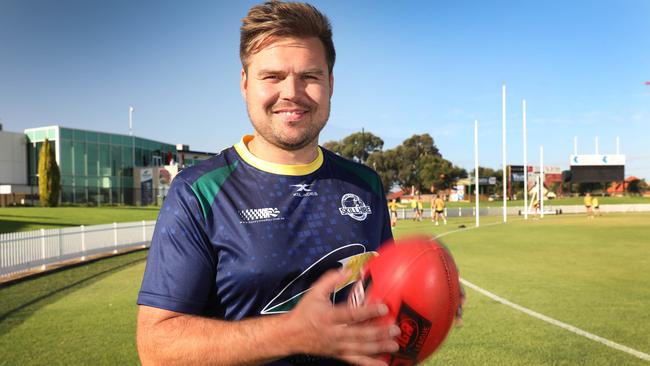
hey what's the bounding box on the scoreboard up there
[569,154,625,183]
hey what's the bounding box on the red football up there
[348,237,461,366]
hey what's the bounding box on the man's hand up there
[137,269,400,366]
[286,269,400,366]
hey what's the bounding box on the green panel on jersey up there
[264,294,303,314]
[330,158,382,197]
[190,161,239,220]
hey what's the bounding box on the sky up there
[1,0,649,179]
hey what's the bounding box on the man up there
[592,195,600,216]
[136,2,398,365]
[410,197,417,220]
[411,193,422,221]
[432,194,447,226]
[584,192,593,218]
[387,198,404,227]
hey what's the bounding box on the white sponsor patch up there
[238,208,284,224]
[291,183,318,197]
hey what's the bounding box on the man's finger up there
[339,338,400,358]
[331,302,389,324]
[350,324,400,341]
[308,268,351,299]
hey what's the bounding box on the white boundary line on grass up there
[434,220,650,363]
[460,279,650,362]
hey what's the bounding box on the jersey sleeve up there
[137,176,217,315]
[376,176,393,245]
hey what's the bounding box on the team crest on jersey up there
[238,208,284,224]
[339,193,372,221]
[290,183,318,197]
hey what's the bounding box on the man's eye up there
[263,75,279,80]
[303,75,319,80]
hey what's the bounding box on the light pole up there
[129,106,135,205]
[129,106,134,136]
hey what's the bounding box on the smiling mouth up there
[273,110,307,116]
[272,109,310,122]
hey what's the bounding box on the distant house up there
[607,176,639,195]
[386,190,407,201]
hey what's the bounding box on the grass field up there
[1,212,649,365]
[1,196,647,234]
[0,250,148,365]
[427,195,649,209]
[395,214,650,365]
[531,195,649,206]
[0,207,161,234]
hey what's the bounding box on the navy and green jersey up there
[138,135,392,333]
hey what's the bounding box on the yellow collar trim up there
[234,135,323,176]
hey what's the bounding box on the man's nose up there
[279,75,303,100]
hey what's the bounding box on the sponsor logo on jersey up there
[339,193,372,221]
[238,208,284,224]
[290,183,318,197]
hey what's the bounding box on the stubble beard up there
[247,102,330,151]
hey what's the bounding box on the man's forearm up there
[137,271,399,366]
[137,307,297,366]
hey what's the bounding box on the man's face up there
[241,36,333,151]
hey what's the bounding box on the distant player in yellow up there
[388,199,405,227]
[530,189,540,218]
[412,194,423,221]
[388,199,398,227]
[410,197,417,221]
[432,194,447,226]
[584,193,593,217]
[417,198,424,222]
[592,196,600,216]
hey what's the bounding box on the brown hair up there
[240,1,335,73]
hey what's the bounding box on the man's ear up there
[329,72,334,98]
[240,68,248,100]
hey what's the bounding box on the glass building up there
[25,126,177,205]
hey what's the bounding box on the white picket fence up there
[0,220,155,278]
[397,204,650,220]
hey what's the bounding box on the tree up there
[638,179,649,195]
[38,139,61,207]
[325,131,465,195]
[393,134,442,192]
[366,149,398,194]
[322,140,342,154]
[420,156,467,193]
[627,178,644,195]
[323,131,383,163]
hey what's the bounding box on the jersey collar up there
[234,135,323,176]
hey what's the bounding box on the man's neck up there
[247,134,319,165]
